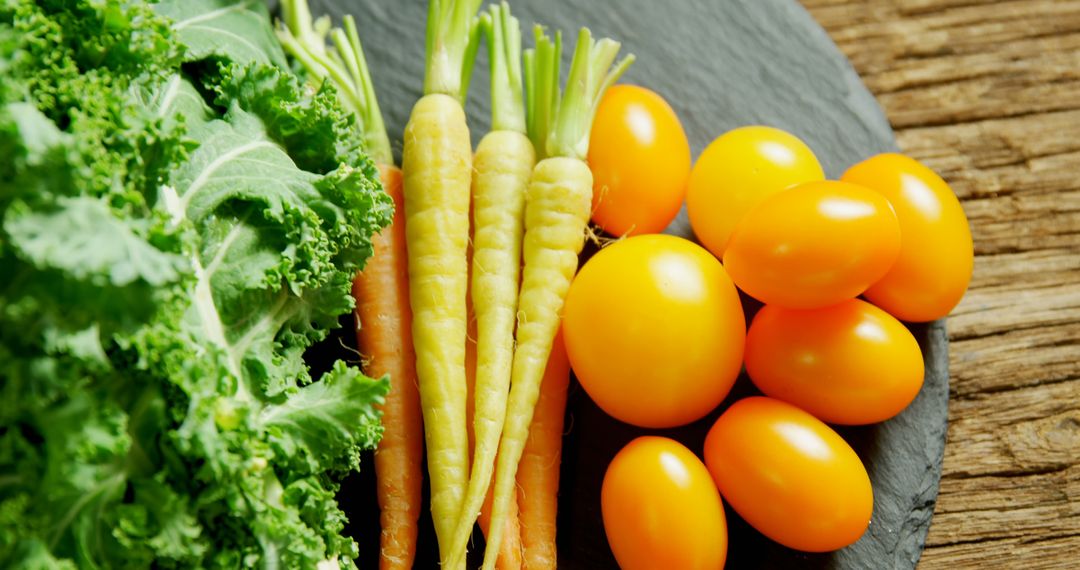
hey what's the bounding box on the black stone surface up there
[296,0,950,568]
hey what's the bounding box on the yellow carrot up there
[447,4,535,565]
[401,1,482,567]
[482,27,633,570]
[468,294,524,570]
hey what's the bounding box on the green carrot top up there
[526,26,634,161]
[276,0,393,166]
[480,2,525,134]
[424,0,484,103]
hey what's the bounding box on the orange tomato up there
[704,397,873,552]
[602,436,727,570]
[841,153,973,322]
[686,126,825,258]
[723,180,901,309]
[745,299,924,425]
[563,234,745,428]
[587,84,691,236]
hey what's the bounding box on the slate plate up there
[298,0,950,568]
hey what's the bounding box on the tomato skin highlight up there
[745,299,924,425]
[602,437,728,570]
[841,153,973,322]
[704,397,873,552]
[687,126,825,258]
[563,234,745,428]
[722,180,902,309]
[588,84,691,236]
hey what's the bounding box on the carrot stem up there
[524,26,561,161]
[548,29,634,160]
[486,2,525,133]
[424,0,484,101]
[276,0,393,165]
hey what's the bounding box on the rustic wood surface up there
[800,0,1080,567]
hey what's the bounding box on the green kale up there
[0,1,392,567]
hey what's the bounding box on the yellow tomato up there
[588,85,691,236]
[687,126,825,258]
[723,180,901,309]
[563,235,745,428]
[704,397,873,552]
[745,299,924,425]
[602,437,727,570]
[841,153,973,322]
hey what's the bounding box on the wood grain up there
[800,0,1080,566]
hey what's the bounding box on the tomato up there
[704,397,872,552]
[723,180,901,309]
[563,234,744,428]
[587,84,691,236]
[602,437,727,570]
[686,126,825,258]
[841,153,973,322]
[745,299,924,425]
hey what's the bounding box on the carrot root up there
[517,331,570,570]
[402,92,473,569]
[352,166,424,570]
[482,157,592,570]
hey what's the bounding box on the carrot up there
[447,4,535,565]
[468,298,523,570]
[466,258,478,456]
[480,472,523,570]
[516,330,570,570]
[401,1,482,566]
[481,27,632,570]
[277,4,424,569]
[354,166,424,570]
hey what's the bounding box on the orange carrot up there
[352,166,424,570]
[277,4,424,568]
[480,473,523,570]
[516,330,570,570]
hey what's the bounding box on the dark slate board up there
[296,0,949,568]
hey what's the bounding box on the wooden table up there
[800,1,1080,567]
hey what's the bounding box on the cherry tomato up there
[723,180,901,309]
[563,234,745,428]
[588,84,691,236]
[704,397,872,552]
[687,126,825,258]
[745,299,924,425]
[841,153,973,322]
[602,436,727,570]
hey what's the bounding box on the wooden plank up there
[920,533,1080,569]
[801,0,1080,566]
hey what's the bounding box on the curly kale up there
[0,1,392,568]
